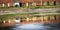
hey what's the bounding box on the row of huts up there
[0,0,60,7]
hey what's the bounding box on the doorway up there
[19,3,22,7]
[47,1,49,6]
[54,1,56,6]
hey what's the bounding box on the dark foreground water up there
[0,23,60,30]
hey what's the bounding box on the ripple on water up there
[13,23,52,30]
[1,23,60,30]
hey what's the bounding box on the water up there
[0,22,60,30]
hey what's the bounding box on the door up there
[19,3,22,7]
[54,1,56,6]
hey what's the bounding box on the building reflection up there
[17,14,60,24]
[0,14,60,27]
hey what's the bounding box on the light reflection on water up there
[0,23,60,30]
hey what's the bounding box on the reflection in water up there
[0,22,60,30]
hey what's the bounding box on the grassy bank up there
[0,12,39,21]
[0,12,60,21]
[0,6,60,10]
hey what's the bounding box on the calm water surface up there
[0,22,60,30]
